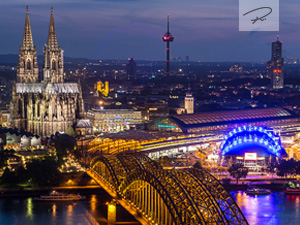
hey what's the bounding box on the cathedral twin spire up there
[17,6,38,83]
[47,7,59,50]
[18,6,63,83]
[22,6,34,50]
[22,6,58,54]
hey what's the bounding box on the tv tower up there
[162,14,174,76]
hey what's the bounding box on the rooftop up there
[16,83,80,94]
[171,108,298,128]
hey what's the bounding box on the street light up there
[99,101,104,110]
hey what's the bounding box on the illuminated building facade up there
[169,90,194,115]
[220,125,286,169]
[11,7,85,137]
[140,101,169,120]
[0,127,41,151]
[267,36,284,89]
[87,108,142,133]
[75,119,93,136]
[95,80,110,97]
[184,90,194,114]
[0,110,10,127]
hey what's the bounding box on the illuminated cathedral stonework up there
[11,7,84,137]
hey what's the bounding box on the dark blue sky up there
[0,0,299,62]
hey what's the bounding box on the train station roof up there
[170,108,299,131]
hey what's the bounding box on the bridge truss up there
[89,153,248,225]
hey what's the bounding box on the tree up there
[276,159,297,178]
[266,156,278,181]
[228,163,248,184]
[0,167,17,185]
[49,132,76,166]
[26,157,61,186]
[66,127,76,138]
[0,150,8,169]
[15,166,28,184]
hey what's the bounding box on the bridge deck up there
[87,170,149,225]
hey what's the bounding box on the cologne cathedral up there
[11,7,85,137]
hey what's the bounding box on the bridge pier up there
[107,199,117,224]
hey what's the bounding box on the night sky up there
[0,0,299,62]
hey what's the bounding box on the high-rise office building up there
[126,58,137,80]
[267,36,284,89]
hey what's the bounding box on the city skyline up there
[0,0,299,62]
[2,2,300,225]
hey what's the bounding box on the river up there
[0,191,300,225]
[0,191,138,225]
[232,191,300,225]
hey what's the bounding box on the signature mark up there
[243,7,272,24]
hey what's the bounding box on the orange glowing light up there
[273,69,281,73]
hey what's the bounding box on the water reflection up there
[0,194,144,225]
[67,204,73,214]
[52,204,56,217]
[232,191,300,225]
[90,194,97,212]
[26,198,33,220]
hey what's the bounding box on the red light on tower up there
[273,69,282,73]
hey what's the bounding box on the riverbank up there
[224,183,286,191]
[218,174,298,191]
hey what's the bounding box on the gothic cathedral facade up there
[11,7,85,137]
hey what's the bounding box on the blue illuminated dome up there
[220,125,286,157]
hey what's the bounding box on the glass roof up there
[172,108,292,125]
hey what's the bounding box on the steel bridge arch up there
[90,153,248,225]
[120,170,187,225]
[90,154,161,188]
[187,168,247,224]
[91,155,121,188]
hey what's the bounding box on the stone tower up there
[184,89,194,114]
[11,7,85,137]
[43,7,64,83]
[17,6,39,83]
